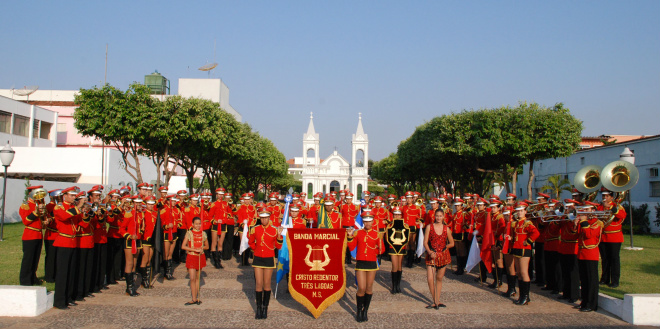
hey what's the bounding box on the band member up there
[89,187,108,294]
[249,208,284,319]
[598,187,626,288]
[500,209,517,297]
[44,189,61,283]
[402,191,424,268]
[543,199,563,294]
[175,190,189,263]
[341,193,359,264]
[372,197,390,257]
[512,202,540,305]
[53,186,83,309]
[424,198,440,227]
[318,197,341,229]
[139,196,157,288]
[307,193,323,228]
[347,211,383,322]
[472,198,489,283]
[182,217,209,305]
[161,194,181,279]
[19,186,48,286]
[449,198,469,275]
[209,188,227,269]
[289,205,307,228]
[120,196,143,297]
[576,201,603,312]
[75,192,94,302]
[105,189,124,284]
[386,205,409,294]
[236,193,257,266]
[533,193,550,287]
[200,193,213,262]
[488,200,506,288]
[424,208,454,309]
[558,199,580,303]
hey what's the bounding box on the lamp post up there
[0,142,15,241]
[620,146,643,251]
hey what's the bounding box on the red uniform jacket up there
[450,210,468,234]
[340,203,360,227]
[577,218,603,261]
[184,206,202,230]
[45,201,58,241]
[92,213,107,244]
[119,211,143,240]
[544,221,561,252]
[372,207,391,231]
[558,220,579,255]
[473,211,487,237]
[307,204,321,227]
[348,228,383,261]
[402,204,424,228]
[598,203,626,243]
[160,205,182,239]
[77,212,94,249]
[513,218,540,250]
[491,212,506,242]
[267,204,283,227]
[209,200,230,227]
[236,204,257,228]
[143,209,157,239]
[106,206,124,239]
[20,200,42,241]
[318,209,342,229]
[53,202,81,248]
[289,215,307,229]
[248,224,282,258]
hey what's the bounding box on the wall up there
[178,79,242,122]
[0,96,57,147]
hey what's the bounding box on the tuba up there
[30,187,48,219]
[601,160,639,226]
[573,165,603,201]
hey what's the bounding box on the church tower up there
[350,113,369,198]
[302,112,320,166]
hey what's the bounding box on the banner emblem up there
[288,228,346,318]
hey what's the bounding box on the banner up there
[287,228,347,318]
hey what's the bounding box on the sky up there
[1,1,658,161]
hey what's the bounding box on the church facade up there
[300,113,368,203]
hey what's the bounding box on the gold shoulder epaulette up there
[160,209,166,215]
[20,203,30,210]
[124,212,133,218]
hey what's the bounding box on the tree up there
[74,83,160,184]
[540,174,572,200]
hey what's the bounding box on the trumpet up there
[415,198,425,207]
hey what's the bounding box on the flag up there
[350,211,363,259]
[480,212,494,273]
[276,195,292,284]
[415,223,425,258]
[465,237,481,273]
[318,200,331,229]
[239,221,249,255]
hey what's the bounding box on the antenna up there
[12,86,39,103]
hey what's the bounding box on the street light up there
[620,146,643,251]
[0,142,15,241]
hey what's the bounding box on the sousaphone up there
[601,160,639,193]
[573,165,603,194]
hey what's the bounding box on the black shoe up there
[67,301,78,306]
[437,303,446,308]
[355,295,364,322]
[85,294,95,298]
[396,271,402,293]
[551,290,560,295]
[608,283,619,288]
[363,293,372,322]
[56,305,69,310]
[487,281,498,289]
[558,295,569,300]
[184,300,197,306]
[262,291,271,319]
[390,272,397,294]
[568,299,577,303]
[255,291,263,319]
[580,307,593,312]
[425,304,437,309]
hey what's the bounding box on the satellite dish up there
[12,85,39,96]
[198,63,218,71]
[198,62,218,78]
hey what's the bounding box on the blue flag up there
[276,194,293,285]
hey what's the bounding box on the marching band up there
[18,163,633,318]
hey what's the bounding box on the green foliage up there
[621,203,651,235]
[540,175,572,199]
[74,83,289,197]
[655,203,660,227]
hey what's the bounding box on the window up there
[12,115,29,137]
[357,184,363,199]
[57,123,67,132]
[651,181,660,197]
[0,111,10,133]
[40,122,52,139]
[580,157,585,165]
[32,119,40,138]
[651,168,659,178]
[322,184,326,194]
[307,183,313,198]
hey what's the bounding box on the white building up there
[0,95,57,148]
[300,113,368,204]
[515,135,660,233]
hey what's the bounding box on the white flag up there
[465,239,482,273]
[416,224,425,258]
[239,221,249,255]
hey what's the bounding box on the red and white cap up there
[361,211,374,222]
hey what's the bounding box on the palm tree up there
[541,174,572,200]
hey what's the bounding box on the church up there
[292,113,369,204]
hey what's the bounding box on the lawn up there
[0,222,658,298]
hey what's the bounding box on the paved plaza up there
[0,256,633,329]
